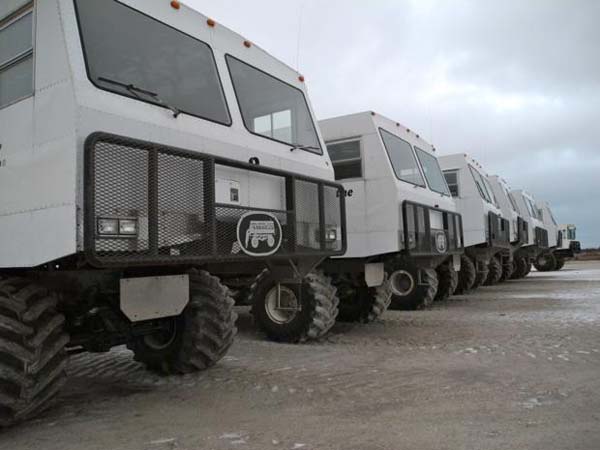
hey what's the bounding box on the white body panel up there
[536,201,558,248]
[438,153,501,248]
[0,0,334,268]
[319,112,457,259]
[510,190,545,247]
[488,175,520,243]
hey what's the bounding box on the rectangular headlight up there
[325,229,337,242]
[119,219,138,235]
[97,218,119,235]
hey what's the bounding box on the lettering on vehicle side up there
[236,212,283,257]
[336,189,353,198]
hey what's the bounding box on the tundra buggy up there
[0,0,345,425]
[317,112,464,315]
[439,154,511,293]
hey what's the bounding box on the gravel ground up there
[2,261,600,450]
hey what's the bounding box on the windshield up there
[74,0,230,124]
[226,55,321,154]
[525,198,539,219]
[415,147,450,195]
[379,129,425,186]
[568,227,576,239]
[507,191,520,213]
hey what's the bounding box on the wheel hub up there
[265,285,300,324]
[143,319,178,350]
[389,270,415,297]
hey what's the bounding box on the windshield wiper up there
[290,143,320,152]
[98,76,181,118]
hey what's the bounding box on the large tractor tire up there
[498,260,513,282]
[389,268,438,310]
[250,270,338,343]
[524,260,533,277]
[534,252,557,272]
[555,257,566,270]
[484,255,503,286]
[128,270,237,374]
[0,276,69,427]
[434,263,458,302]
[335,274,393,323]
[510,255,529,279]
[454,255,477,295]
[471,260,489,290]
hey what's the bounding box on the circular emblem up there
[435,231,448,254]
[236,212,283,257]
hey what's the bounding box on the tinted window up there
[415,147,450,195]
[74,0,230,124]
[443,171,459,197]
[379,129,425,186]
[327,140,362,180]
[0,11,33,108]
[226,55,321,153]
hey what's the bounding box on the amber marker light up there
[207,18,216,27]
[170,1,180,10]
[243,40,252,48]
[298,75,305,82]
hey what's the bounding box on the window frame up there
[414,146,451,196]
[443,169,460,197]
[378,127,426,188]
[326,137,363,181]
[0,4,35,110]
[225,54,323,155]
[72,0,232,126]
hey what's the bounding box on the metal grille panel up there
[402,201,463,256]
[84,133,346,267]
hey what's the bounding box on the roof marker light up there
[371,111,376,116]
[298,75,305,82]
[170,1,180,10]
[207,18,216,27]
[243,40,252,48]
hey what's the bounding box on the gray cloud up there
[191,0,600,247]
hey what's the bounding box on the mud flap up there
[120,275,189,322]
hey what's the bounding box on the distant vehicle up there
[319,112,464,317]
[488,175,529,281]
[534,202,581,271]
[508,190,550,277]
[439,154,511,293]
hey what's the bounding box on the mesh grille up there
[402,201,463,256]
[85,133,346,266]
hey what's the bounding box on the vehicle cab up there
[510,190,548,251]
[0,0,345,268]
[320,111,461,259]
[488,175,528,247]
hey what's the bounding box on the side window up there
[0,8,34,108]
[443,170,459,197]
[326,139,362,180]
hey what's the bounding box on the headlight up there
[97,217,138,237]
[119,219,138,235]
[325,229,337,242]
[97,218,119,235]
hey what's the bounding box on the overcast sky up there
[192,0,600,247]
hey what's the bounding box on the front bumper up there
[84,133,347,268]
